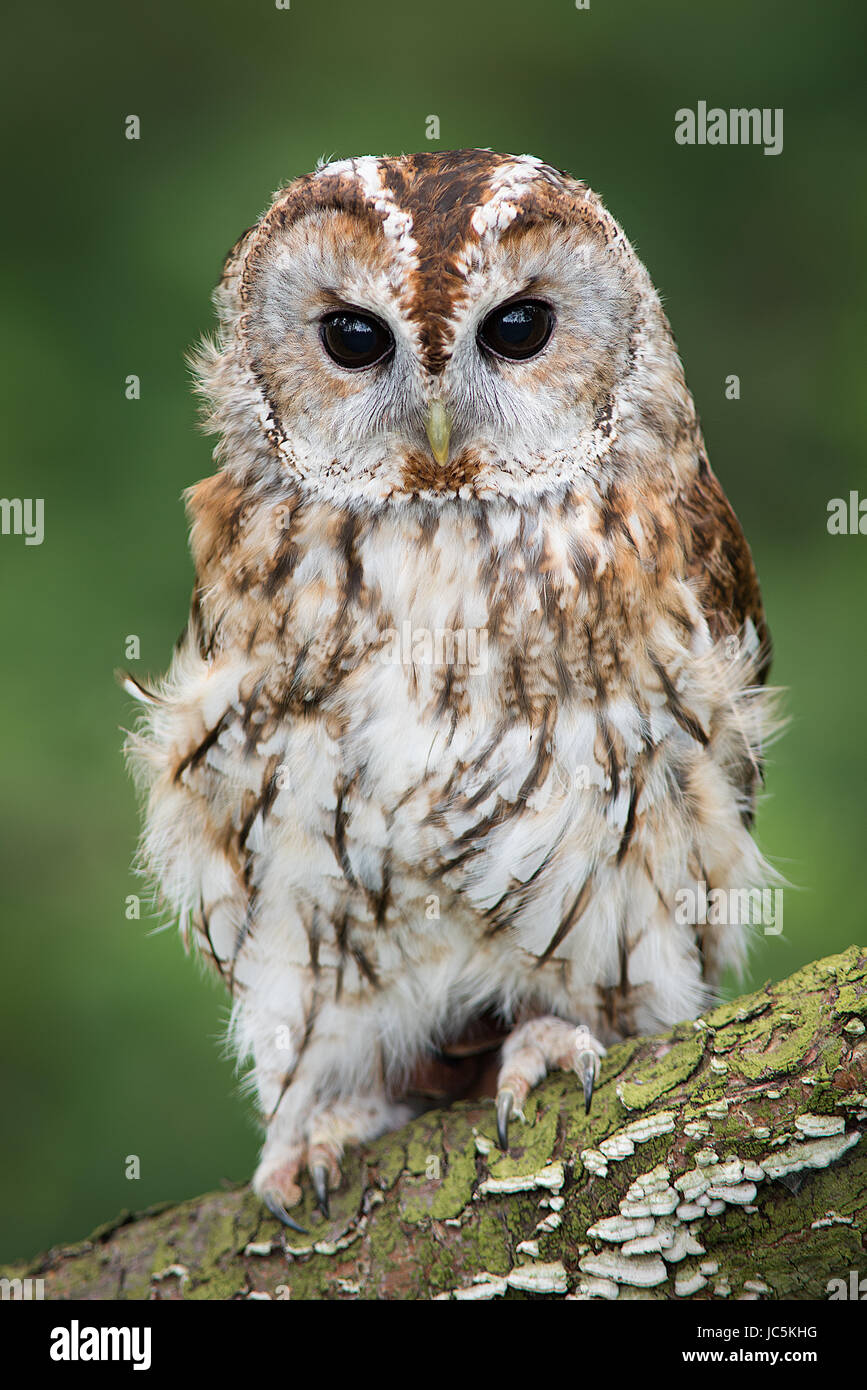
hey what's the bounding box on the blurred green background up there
[1,0,865,1263]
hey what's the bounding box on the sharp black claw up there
[578,1052,597,1115]
[311,1162,331,1218]
[496,1089,514,1152]
[263,1192,308,1235]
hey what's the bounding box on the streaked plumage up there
[125,150,778,1221]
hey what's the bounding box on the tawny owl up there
[124,150,777,1229]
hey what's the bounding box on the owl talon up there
[310,1161,331,1218]
[573,1027,603,1114]
[577,1051,598,1114]
[496,1089,515,1151]
[262,1191,308,1235]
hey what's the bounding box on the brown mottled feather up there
[680,453,771,684]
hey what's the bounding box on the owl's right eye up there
[477,299,555,362]
[319,310,394,369]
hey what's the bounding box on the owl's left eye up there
[319,310,394,369]
[477,299,555,362]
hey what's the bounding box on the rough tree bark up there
[5,946,866,1301]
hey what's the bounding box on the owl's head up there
[195,151,693,506]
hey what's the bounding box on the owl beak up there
[423,400,452,466]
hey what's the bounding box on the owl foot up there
[254,1143,342,1229]
[254,1096,412,1226]
[254,1144,309,1233]
[495,1016,606,1151]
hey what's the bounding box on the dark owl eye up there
[320,310,394,368]
[477,299,555,362]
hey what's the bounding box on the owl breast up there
[142,473,761,1073]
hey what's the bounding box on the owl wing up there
[680,456,771,685]
[679,455,772,827]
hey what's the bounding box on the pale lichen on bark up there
[4,947,865,1300]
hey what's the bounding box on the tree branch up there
[5,947,866,1300]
